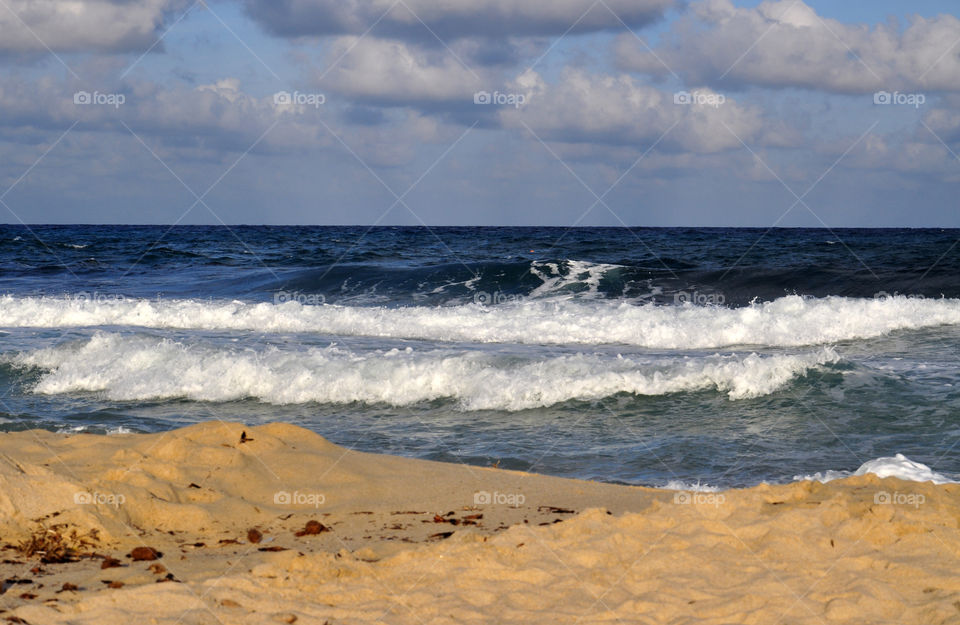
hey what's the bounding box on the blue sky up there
[1,0,959,226]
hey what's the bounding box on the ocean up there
[1,225,959,489]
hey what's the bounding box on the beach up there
[2,0,959,616]
[1,421,957,624]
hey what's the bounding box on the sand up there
[0,422,957,624]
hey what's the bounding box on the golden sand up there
[0,422,957,624]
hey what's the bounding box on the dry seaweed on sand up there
[16,526,100,564]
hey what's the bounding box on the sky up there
[1,0,959,226]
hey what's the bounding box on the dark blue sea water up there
[2,225,960,488]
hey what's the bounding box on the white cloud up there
[922,95,960,144]
[616,0,960,94]
[319,37,488,105]
[0,0,187,53]
[244,0,675,39]
[499,69,798,154]
[0,74,331,155]
[0,71,480,176]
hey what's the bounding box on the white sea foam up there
[528,260,621,299]
[55,425,89,434]
[659,480,722,492]
[795,454,956,484]
[8,333,838,409]
[53,424,133,435]
[1,294,960,348]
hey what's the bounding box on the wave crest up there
[1,294,959,348]
[8,333,839,409]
